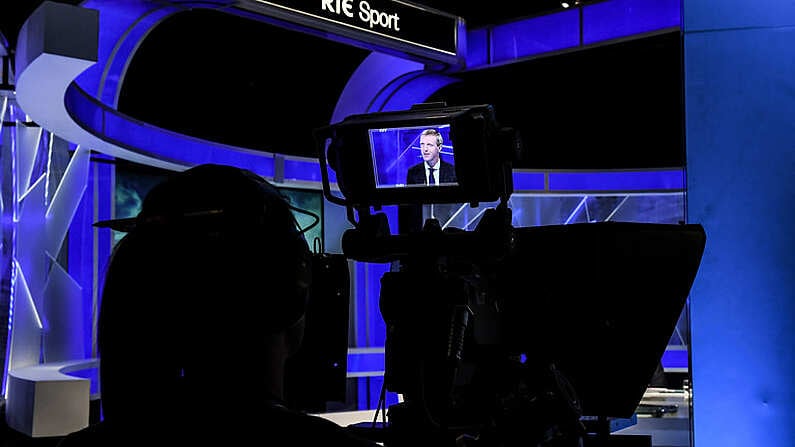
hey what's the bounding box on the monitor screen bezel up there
[318,104,511,209]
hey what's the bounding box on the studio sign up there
[323,0,400,32]
[248,0,460,57]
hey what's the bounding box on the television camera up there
[313,104,706,447]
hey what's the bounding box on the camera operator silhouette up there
[406,128,457,186]
[57,164,378,446]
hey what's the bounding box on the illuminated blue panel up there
[583,0,680,45]
[512,171,545,191]
[68,180,91,358]
[490,10,580,64]
[347,350,385,375]
[661,349,688,370]
[383,205,400,237]
[465,28,489,67]
[284,157,321,182]
[685,22,795,447]
[549,170,684,191]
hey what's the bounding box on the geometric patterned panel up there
[45,145,89,260]
[7,260,43,371]
[16,174,47,312]
[10,137,91,371]
[42,254,85,363]
[15,124,43,201]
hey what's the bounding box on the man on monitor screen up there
[406,128,457,185]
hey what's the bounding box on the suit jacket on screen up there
[406,160,457,185]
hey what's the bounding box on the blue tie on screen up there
[428,167,436,185]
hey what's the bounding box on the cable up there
[287,202,320,235]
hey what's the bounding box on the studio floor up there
[0,388,691,447]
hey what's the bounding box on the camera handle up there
[342,199,514,265]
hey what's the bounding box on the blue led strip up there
[548,170,684,192]
[512,171,546,191]
[284,157,322,182]
[230,160,685,193]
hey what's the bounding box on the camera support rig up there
[315,104,706,447]
[344,202,589,447]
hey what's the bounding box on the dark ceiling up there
[2,1,683,169]
[0,0,567,52]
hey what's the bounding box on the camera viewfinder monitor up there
[316,104,517,210]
